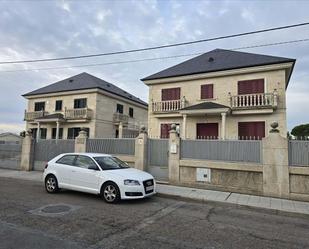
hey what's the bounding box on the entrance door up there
[196,123,219,139]
[238,122,265,140]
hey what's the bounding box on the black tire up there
[45,175,59,194]
[101,182,120,203]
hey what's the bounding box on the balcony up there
[113,112,129,124]
[24,110,48,121]
[64,108,92,120]
[230,92,278,110]
[152,97,186,113]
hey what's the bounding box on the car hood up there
[105,168,153,181]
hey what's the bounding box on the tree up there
[291,124,309,139]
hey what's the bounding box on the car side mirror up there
[88,165,99,170]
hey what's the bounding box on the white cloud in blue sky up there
[0,0,308,133]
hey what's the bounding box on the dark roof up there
[36,113,65,120]
[181,102,229,111]
[23,72,148,106]
[142,49,295,81]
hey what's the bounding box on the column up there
[168,124,180,184]
[75,129,88,153]
[119,122,123,138]
[20,130,34,171]
[221,112,226,140]
[134,126,148,171]
[56,121,60,141]
[36,122,41,142]
[182,114,187,139]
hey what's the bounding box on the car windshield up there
[93,156,130,170]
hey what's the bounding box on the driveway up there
[1,177,309,249]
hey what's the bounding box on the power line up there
[0,38,308,73]
[1,21,309,65]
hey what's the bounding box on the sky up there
[0,0,308,134]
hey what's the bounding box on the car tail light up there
[45,164,48,169]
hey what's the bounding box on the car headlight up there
[124,179,140,186]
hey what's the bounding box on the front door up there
[196,123,219,139]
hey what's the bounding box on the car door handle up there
[71,170,76,173]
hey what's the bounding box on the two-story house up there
[23,72,148,140]
[142,49,295,140]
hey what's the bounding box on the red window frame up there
[201,84,213,99]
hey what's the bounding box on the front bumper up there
[120,179,156,199]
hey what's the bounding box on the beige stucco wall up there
[25,89,148,139]
[147,68,288,138]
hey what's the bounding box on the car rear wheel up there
[102,183,120,203]
[45,175,59,193]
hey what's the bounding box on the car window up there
[94,156,130,170]
[75,155,98,169]
[56,155,76,166]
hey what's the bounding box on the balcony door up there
[238,79,264,94]
[161,87,180,101]
[196,123,218,139]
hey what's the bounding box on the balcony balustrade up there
[230,92,278,110]
[152,97,186,113]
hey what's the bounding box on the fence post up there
[168,124,180,184]
[75,129,88,153]
[20,130,34,171]
[134,126,148,171]
[262,122,289,198]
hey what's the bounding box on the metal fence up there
[0,144,22,170]
[34,140,75,162]
[181,139,262,163]
[289,140,309,166]
[86,138,135,155]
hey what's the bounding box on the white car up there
[43,153,156,203]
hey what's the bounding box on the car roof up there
[59,153,112,157]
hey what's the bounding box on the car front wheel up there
[45,175,59,193]
[101,183,120,203]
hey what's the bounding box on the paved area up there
[1,169,309,215]
[1,176,309,249]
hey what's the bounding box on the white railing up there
[230,92,277,109]
[152,97,186,112]
[113,113,129,124]
[64,108,92,120]
[24,110,48,121]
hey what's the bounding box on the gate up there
[0,144,21,170]
[147,139,169,181]
[33,140,75,171]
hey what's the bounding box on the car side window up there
[56,155,76,166]
[74,155,98,169]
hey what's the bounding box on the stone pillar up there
[55,121,60,140]
[36,122,41,142]
[168,124,180,184]
[134,126,148,171]
[182,114,187,139]
[20,130,34,171]
[262,122,289,198]
[221,112,226,140]
[119,122,123,138]
[75,129,88,153]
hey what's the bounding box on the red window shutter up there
[196,123,218,139]
[161,88,181,101]
[238,122,265,140]
[238,79,264,94]
[160,124,172,138]
[201,84,213,99]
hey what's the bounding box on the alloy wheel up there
[103,185,117,202]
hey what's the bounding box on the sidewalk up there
[1,168,309,215]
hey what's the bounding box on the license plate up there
[146,185,154,192]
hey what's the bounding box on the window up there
[161,88,181,101]
[74,155,98,169]
[238,122,265,140]
[201,84,213,99]
[116,104,124,114]
[31,128,47,139]
[67,127,89,139]
[196,123,218,139]
[129,107,134,118]
[160,123,180,138]
[52,128,63,139]
[94,156,129,170]
[238,79,264,94]
[34,102,45,111]
[56,155,76,166]
[74,98,87,109]
[55,100,62,111]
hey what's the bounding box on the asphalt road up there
[1,177,309,249]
